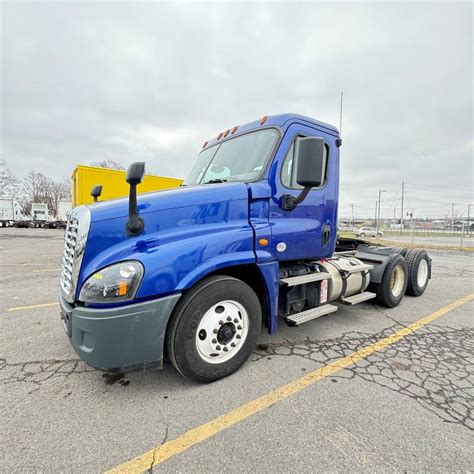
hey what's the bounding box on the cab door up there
[267,123,339,261]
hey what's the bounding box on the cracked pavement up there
[1,228,473,472]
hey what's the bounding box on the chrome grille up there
[60,206,91,302]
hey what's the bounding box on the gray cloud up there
[1,1,472,218]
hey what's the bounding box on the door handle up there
[322,225,331,247]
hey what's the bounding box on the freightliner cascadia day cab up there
[59,114,432,383]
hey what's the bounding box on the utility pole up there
[374,201,378,227]
[400,181,405,235]
[351,204,355,230]
[468,203,472,236]
[451,203,455,233]
[376,189,386,237]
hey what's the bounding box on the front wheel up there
[166,275,262,383]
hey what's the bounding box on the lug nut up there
[227,316,232,322]
[223,347,229,352]
[237,325,242,330]
[213,329,218,334]
[219,320,224,325]
[212,338,217,344]
[231,342,236,347]
[236,335,241,339]
[216,345,221,350]
[234,318,239,323]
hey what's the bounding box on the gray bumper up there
[59,293,181,371]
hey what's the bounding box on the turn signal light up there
[118,281,128,296]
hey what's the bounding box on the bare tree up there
[19,172,72,216]
[90,159,125,170]
[0,160,20,198]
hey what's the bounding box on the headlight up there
[79,261,144,303]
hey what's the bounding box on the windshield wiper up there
[203,178,227,184]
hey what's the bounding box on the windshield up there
[185,128,279,185]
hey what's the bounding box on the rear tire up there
[405,249,431,296]
[392,247,409,257]
[166,275,262,383]
[370,254,408,308]
[359,232,365,237]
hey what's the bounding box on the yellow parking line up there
[7,302,59,312]
[107,292,474,473]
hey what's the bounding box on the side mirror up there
[90,185,103,202]
[281,137,326,211]
[126,162,145,185]
[125,162,145,236]
[295,137,326,188]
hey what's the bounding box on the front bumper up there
[59,293,181,371]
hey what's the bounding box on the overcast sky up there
[2,1,473,218]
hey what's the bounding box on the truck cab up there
[58,113,431,382]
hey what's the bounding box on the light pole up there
[376,190,386,237]
[468,203,472,236]
[451,203,455,233]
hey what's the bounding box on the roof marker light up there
[231,126,239,134]
[223,129,230,137]
[202,141,208,148]
[260,115,268,125]
[217,132,223,140]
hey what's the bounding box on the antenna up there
[339,91,344,134]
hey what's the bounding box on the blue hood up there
[89,182,249,223]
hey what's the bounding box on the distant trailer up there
[71,165,183,207]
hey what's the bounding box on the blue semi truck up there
[59,113,431,382]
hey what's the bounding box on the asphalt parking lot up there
[1,228,473,473]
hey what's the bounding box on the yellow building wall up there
[71,165,183,207]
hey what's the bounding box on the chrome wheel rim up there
[390,265,406,297]
[195,300,249,364]
[417,259,429,287]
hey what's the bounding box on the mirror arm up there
[281,187,311,211]
[125,183,144,236]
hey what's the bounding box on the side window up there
[281,136,328,189]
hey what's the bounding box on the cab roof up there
[202,113,339,150]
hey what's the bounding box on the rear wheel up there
[370,254,408,308]
[359,232,365,237]
[166,275,262,383]
[405,249,431,296]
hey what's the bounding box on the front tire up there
[166,275,262,383]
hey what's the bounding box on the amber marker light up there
[223,129,230,137]
[260,115,268,125]
[231,126,239,134]
[118,281,128,296]
[217,132,223,140]
[258,238,269,247]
